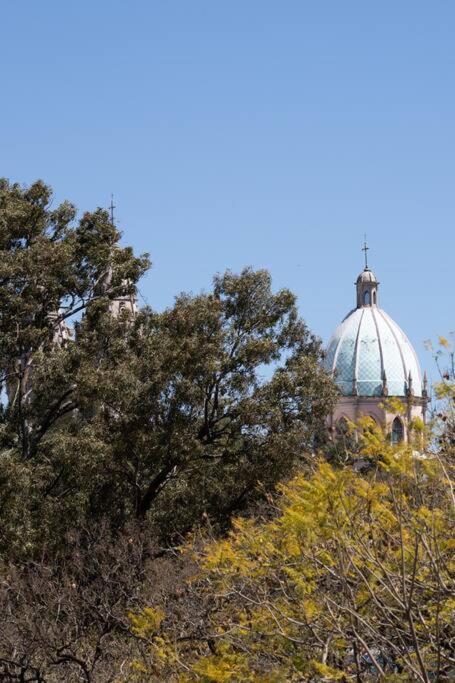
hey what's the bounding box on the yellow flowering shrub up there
[128,419,454,682]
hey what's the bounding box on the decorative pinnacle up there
[408,371,413,396]
[362,234,369,269]
[423,370,428,397]
[382,369,388,396]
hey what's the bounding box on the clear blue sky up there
[1,1,454,380]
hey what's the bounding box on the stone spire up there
[108,280,139,317]
[382,369,388,396]
[422,371,429,398]
[97,197,138,318]
[407,370,414,397]
[97,260,138,318]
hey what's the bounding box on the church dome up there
[325,266,422,398]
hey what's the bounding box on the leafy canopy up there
[0,179,336,558]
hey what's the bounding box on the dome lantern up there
[356,238,379,308]
[356,267,379,308]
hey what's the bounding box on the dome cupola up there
[356,267,378,307]
[325,252,424,399]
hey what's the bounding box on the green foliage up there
[63,267,336,541]
[0,179,336,558]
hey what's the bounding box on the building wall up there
[329,396,427,443]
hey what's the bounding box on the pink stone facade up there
[328,395,427,443]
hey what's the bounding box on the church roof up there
[356,267,378,284]
[324,266,422,398]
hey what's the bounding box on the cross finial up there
[109,194,116,226]
[362,234,369,269]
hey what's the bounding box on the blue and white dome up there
[325,267,422,398]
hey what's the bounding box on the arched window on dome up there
[363,291,371,305]
[391,417,404,445]
[373,291,377,304]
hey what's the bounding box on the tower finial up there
[109,194,116,227]
[362,234,369,269]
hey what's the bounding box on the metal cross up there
[362,235,369,268]
[109,194,116,226]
